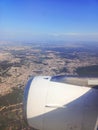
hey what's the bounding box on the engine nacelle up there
[23,76,98,130]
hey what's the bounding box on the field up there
[0,41,98,129]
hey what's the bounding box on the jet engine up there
[23,76,98,130]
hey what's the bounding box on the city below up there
[0,41,98,130]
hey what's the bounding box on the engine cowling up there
[23,76,98,130]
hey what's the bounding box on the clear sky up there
[0,0,98,41]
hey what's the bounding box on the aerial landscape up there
[0,41,98,130]
[0,0,98,130]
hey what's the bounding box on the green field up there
[76,65,98,77]
[0,88,34,130]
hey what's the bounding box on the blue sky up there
[0,0,98,41]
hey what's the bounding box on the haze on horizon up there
[0,0,98,42]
